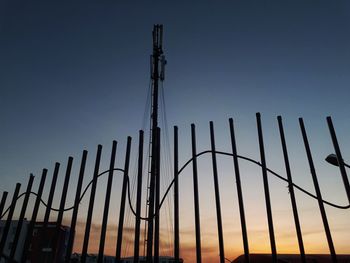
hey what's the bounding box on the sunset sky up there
[1,1,350,262]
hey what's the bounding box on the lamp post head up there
[325,154,339,167]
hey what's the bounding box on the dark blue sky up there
[1,0,350,214]
[2,1,350,259]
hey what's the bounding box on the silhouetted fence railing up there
[0,113,349,263]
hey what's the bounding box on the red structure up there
[26,222,70,263]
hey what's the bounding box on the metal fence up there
[0,113,349,263]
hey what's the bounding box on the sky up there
[1,1,350,262]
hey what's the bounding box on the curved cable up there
[1,150,349,220]
[0,168,124,219]
[159,150,350,210]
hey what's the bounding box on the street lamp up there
[325,154,350,168]
[325,153,350,208]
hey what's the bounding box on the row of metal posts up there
[0,138,133,263]
[0,114,349,263]
[186,119,251,263]
[178,114,348,263]
[0,134,148,262]
[0,127,168,263]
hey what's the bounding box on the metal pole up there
[98,141,118,263]
[327,116,350,205]
[174,126,180,261]
[9,175,34,261]
[65,150,88,263]
[0,183,21,257]
[147,24,163,263]
[49,157,73,262]
[299,118,337,263]
[134,131,144,263]
[277,116,305,263]
[154,128,161,263]
[41,162,60,263]
[56,157,73,226]
[229,118,249,263]
[21,169,47,263]
[0,191,8,219]
[209,121,225,263]
[81,145,102,263]
[43,163,60,225]
[256,113,277,263]
[191,123,202,263]
[116,137,132,262]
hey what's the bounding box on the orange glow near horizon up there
[66,216,350,263]
[59,126,350,263]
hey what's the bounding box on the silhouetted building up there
[0,220,29,263]
[233,254,350,263]
[27,222,70,263]
[0,220,70,263]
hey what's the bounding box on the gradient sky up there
[1,1,350,262]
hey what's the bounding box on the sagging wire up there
[2,150,349,222]
[159,81,174,254]
[124,79,153,257]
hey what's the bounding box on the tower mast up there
[145,24,165,263]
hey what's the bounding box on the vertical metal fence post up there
[327,116,350,205]
[209,121,225,263]
[116,137,132,262]
[134,131,144,262]
[48,157,73,263]
[9,175,34,261]
[65,150,88,263]
[41,163,60,262]
[299,118,337,263]
[43,163,60,225]
[81,145,102,263]
[229,118,249,263]
[277,116,305,263]
[174,126,180,261]
[22,169,47,263]
[0,183,21,257]
[98,141,117,263]
[0,192,8,219]
[154,128,161,263]
[56,157,73,226]
[191,123,202,263]
[256,113,277,263]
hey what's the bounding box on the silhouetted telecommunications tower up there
[145,24,166,263]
